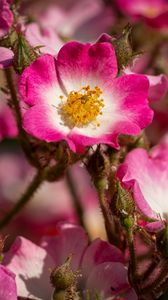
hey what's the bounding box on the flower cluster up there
[0,0,168,300]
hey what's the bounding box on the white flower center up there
[59,85,104,128]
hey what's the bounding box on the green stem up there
[4,68,23,135]
[126,228,139,294]
[96,183,114,242]
[127,229,137,273]
[65,169,85,229]
[0,170,45,230]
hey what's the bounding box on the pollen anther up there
[59,86,104,128]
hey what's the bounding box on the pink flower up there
[117,138,168,230]
[0,91,18,140]
[24,0,115,42]
[20,41,153,153]
[116,0,168,29]
[0,265,17,300]
[0,0,13,37]
[25,23,64,55]
[3,224,137,300]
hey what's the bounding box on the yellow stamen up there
[59,86,104,128]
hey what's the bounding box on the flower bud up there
[12,32,38,74]
[114,182,135,219]
[87,146,111,181]
[112,24,133,71]
[52,290,66,300]
[50,256,76,290]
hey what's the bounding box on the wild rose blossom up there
[116,0,168,29]
[0,0,13,37]
[3,223,137,300]
[20,41,153,153]
[117,136,168,230]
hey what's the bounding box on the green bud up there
[0,30,17,48]
[123,216,134,230]
[50,256,76,290]
[94,178,107,191]
[52,286,80,300]
[112,24,133,71]
[52,290,66,300]
[12,32,38,74]
[115,182,135,217]
[87,146,111,181]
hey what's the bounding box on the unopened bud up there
[87,146,111,181]
[114,182,135,218]
[52,290,65,300]
[112,24,133,71]
[50,256,76,290]
[12,32,38,74]
[123,216,134,230]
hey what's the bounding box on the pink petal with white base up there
[114,74,153,132]
[23,104,75,148]
[19,54,64,106]
[81,238,124,279]
[117,146,168,223]
[0,265,17,300]
[3,236,54,300]
[56,41,118,92]
[86,262,137,300]
[41,223,88,271]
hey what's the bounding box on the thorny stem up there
[96,184,114,242]
[127,228,139,294]
[140,257,160,282]
[140,259,168,296]
[0,169,45,230]
[4,68,23,135]
[65,169,86,229]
